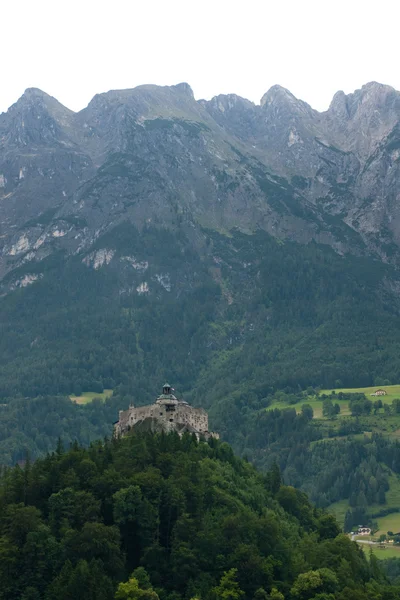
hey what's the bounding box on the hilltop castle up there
[114,383,219,440]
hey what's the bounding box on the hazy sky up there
[1,0,399,114]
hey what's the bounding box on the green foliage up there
[2,226,400,413]
[0,433,393,600]
[291,569,338,599]
[4,225,400,557]
[349,397,372,417]
[213,569,244,600]
[322,400,337,419]
[267,589,285,600]
[302,404,314,421]
[115,575,159,600]
[0,395,129,465]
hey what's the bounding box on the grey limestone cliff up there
[2,80,400,287]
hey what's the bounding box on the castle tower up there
[162,383,172,396]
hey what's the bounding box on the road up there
[351,535,377,544]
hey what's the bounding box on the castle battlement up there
[114,383,219,440]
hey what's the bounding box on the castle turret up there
[163,383,172,395]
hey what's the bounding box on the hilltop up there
[0,432,396,600]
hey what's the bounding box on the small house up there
[371,389,387,396]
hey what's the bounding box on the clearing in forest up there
[320,384,400,401]
[267,384,400,418]
[70,389,113,404]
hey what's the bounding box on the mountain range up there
[1,81,400,412]
[2,80,400,285]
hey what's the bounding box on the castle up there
[114,383,219,440]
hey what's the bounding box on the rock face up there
[2,80,400,285]
[203,81,400,258]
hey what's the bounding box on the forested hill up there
[0,432,397,600]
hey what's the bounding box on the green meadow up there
[375,512,400,537]
[70,389,113,405]
[363,544,400,559]
[267,397,351,418]
[321,384,400,402]
[329,474,400,533]
[266,384,400,419]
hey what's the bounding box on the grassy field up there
[267,398,352,418]
[267,384,400,419]
[328,499,349,526]
[329,474,400,532]
[367,475,400,517]
[70,389,113,405]
[375,512,400,537]
[362,544,400,559]
[320,384,400,401]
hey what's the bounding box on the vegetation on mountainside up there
[3,225,400,538]
[2,226,400,402]
[70,389,113,405]
[0,395,129,466]
[2,391,400,538]
[0,432,397,600]
[263,386,400,419]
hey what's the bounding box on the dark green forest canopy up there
[2,393,400,534]
[1,225,400,402]
[0,432,397,600]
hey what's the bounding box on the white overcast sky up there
[1,0,399,114]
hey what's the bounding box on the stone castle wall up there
[115,400,211,437]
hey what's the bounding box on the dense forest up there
[1,226,400,402]
[0,395,128,466]
[3,391,400,537]
[0,432,398,600]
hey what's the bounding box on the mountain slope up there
[1,81,400,425]
[2,80,389,284]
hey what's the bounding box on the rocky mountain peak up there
[12,87,73,118]
[358,80,397,101]
[328,82,398,120]
[2,78,400,286]
[327,90,349,119]
[324,81,400,156]
[205,93,255,113]
[260,84,317,124]
[2,87,74,148]
[260,84,296,106]
[81,83,205,127]
[172,82,194,97]
[22,87,52,98]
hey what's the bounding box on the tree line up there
[0,432,397,600]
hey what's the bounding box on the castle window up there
[160,412,163,416]
[169,418,174,422]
